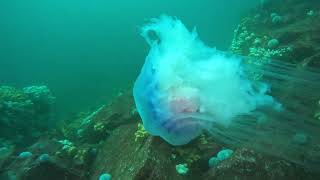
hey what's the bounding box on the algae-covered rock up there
[89,123,185,180]
[203,148,317,180]
[0,138,90,180]
[231,0,320,68]
[0,85,56,148]
[60,90,138,145]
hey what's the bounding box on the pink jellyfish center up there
[168,86,201,113]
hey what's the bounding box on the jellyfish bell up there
[159,115,204,146]
[133,15,320,170]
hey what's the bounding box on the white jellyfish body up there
[133,15,320,170]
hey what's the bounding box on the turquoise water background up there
[0,0,259,117]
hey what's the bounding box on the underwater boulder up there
[203,148,317,180]
[89,123,185,180]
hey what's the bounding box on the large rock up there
[0,139,88,180]
[89,123,185,180]
[203,148,318,180]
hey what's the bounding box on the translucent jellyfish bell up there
[133,15,320,170]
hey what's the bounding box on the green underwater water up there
[1,0,320,179]
[0,0,258,117]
